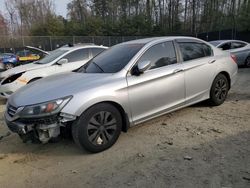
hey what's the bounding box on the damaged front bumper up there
[4,111,76,143]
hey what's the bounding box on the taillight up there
[231,54,237,63]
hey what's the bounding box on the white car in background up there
[209,40,250,67]
[0,44,108,98]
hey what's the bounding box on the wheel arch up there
[218,71,231,89]
[27,77,43,84]
[78,101,130,133]
[104,101,130,132]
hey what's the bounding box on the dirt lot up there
[0,68,249,188]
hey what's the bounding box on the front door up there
[126,41,185,124]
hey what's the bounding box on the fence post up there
[49,36,53,51]
[22,36,25,47]
[92,36,94,44]
[73,36,75,44]
[109,36,111,47]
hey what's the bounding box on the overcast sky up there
[0,0,71,18]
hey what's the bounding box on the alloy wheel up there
[214,78,228,101]
[5,63,14,70]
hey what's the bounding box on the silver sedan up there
[5,37,238,153]
[209,40,250,67]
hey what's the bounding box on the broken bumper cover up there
[0,81,23,98]
[5,115,27,134]
[5,111,59,134]
[4,111,77,143]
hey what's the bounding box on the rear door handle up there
[208,59,216,64]
[173,69,184,74]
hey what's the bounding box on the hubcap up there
[87,111,117,146]
[214,79,227,101]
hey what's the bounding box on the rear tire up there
[245,56,250,68]
[72,103,122,153]
[5,63,14,70]
[208,74,229,106]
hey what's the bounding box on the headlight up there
[2,72,24,85]
[19,96,72,118]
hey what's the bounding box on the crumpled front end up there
[4,103,76,143]
[0,72,26,98]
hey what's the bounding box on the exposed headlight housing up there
[2,72,24,85]
[19,96,72,118]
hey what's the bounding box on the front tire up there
[72,103,122,153]
[5,63,14,70]
[209,74,229,106]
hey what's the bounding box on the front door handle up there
[208,59,216,64]
[173,69,184,74]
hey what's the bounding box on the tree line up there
[0,0,250,36]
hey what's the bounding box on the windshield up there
[35,49,68,64]
[79,43,145,73]
[209,41,222,47]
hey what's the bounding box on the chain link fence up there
[0,36,146,53]
[197,29,250,42]
[0,30,249,53]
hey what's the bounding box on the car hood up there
[9,72,114,107]
[0,63,49,78]
[25,46,49,55]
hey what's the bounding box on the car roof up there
[209,39,249,44]
[122,36,206,45]
[60,44,108,51]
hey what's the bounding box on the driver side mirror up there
[57,58,68,65]
[131,60,151,76]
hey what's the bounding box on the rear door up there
[127,41,185,124]
[176,39,216,104]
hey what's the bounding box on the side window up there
[17,51,25,57]
[231,42,246,49]
[91,48,105,57]
[137,41,177,70]
[219,43,231,50]
[64,49,89,63]
[178,42,212,61]
[26,51,32,56]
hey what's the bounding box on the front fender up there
[61,88,132,124]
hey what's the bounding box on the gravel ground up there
[0,68,249,188]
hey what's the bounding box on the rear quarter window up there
[231,42,247,49]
